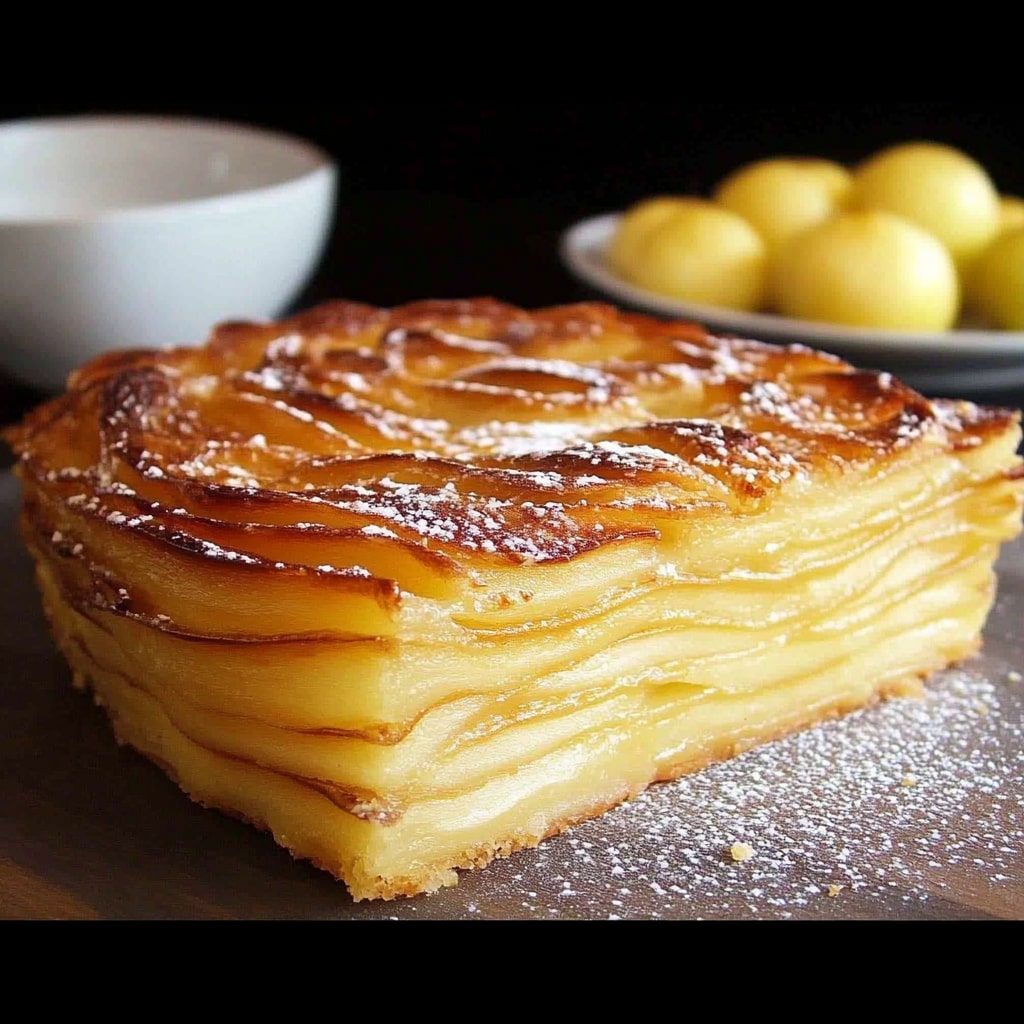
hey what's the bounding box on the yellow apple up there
[713,156,852,256]
[770,210,960,331]
[848,141,1001,270]
[997,194,1024,237]
[607,196,691,278]
[614,197,767,311]
[964,226,1024,329]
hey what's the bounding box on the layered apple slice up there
[6,298,1022,900]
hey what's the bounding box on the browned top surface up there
[5,299,1018,574]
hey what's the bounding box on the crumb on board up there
[827,884,844,897]
[729,841,756,862]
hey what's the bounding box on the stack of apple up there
[608,141,1024,332]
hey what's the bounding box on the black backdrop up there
[3,101,1022,308]
[2,101,1023,424]
[5,101,1022,202]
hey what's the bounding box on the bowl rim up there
[0,113,338,226]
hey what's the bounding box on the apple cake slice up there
[5,298,1022,901]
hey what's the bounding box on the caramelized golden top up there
[6,298,1018,575]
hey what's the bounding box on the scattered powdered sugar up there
[374,657,1023,921]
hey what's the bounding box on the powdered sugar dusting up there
[481,670,1019,918]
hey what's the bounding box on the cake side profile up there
[5,298,1023,901]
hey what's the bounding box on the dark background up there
[5,101,1023,306]
[2,100,1023,432]
[6,101,1019,211]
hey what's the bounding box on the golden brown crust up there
[5,298,1019,624]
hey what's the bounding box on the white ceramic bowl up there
[0,114,338,392]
